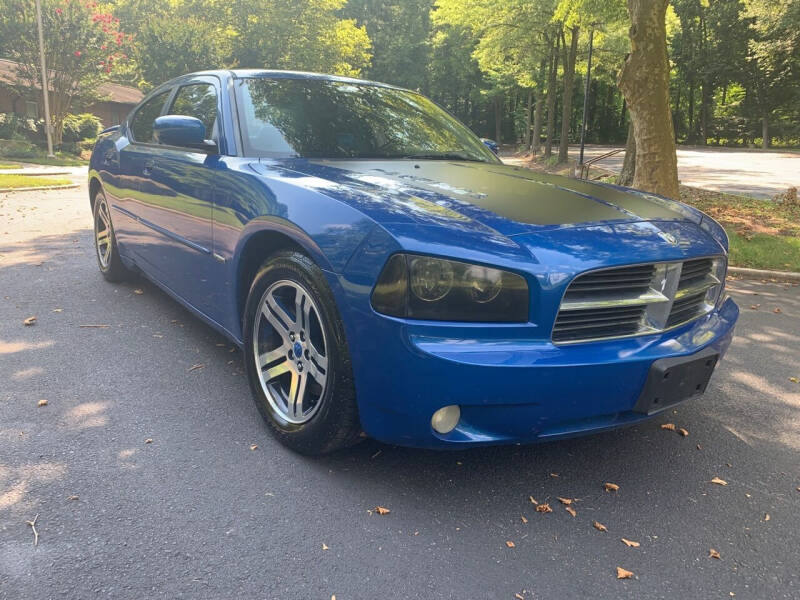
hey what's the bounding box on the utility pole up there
[578,27,595,167]
[35,0,55,158]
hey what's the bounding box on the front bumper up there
[351,296,738,448]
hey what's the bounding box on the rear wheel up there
[243,251,360,454]
[93,189,129,282]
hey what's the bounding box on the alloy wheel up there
[253,279,329,424]
[94,198,112,269]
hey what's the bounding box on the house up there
[0,58,143,126]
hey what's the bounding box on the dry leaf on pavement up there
[661,423,676,431]
[709,549,721,559]
[604,482,620,492]
[565,506,577,517]
[529,496,538,505]
[593,521,608,532]
[23,316,36,326]
[515,594,524,600]
[37,399,47,407]
[550,473,559,478]
[134,289,144,295]
[187,364,205,372]
[557,497,573,505]
[711,477,728,486]
[616,567,634,579]
[773,307,782,314]
[250,444,258,451]
[505,540,515,548]
[375,506,390,515]
[764,513,770,522]
[678,428,689,437]
[322,543,329,550]
[621,538,640,547]
[144,438,153,444]
[520,515,528,524]
[67,495,79,501]
[535,503,552,513]
[789,377,799,383]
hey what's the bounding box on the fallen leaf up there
[565,506,577,517]
[749,304,760,310]
[322,543,329,550]
[133,289,143,295]
[535,503,552,513]
[661,423,676,431]
[375,506,390,515]
[764,513,770,522]
[621,538,640,547]
[144,438,153,444]
[515,594,524,600]
[709,548,721,559]
[604,482,620,492]
[187,364,205,372]
[249,444,258,451]
[550,472,559,478]
[697,444,702,450]
[520,515,528,524]
[773,307,782,314]
[505,540,515,548]
[52,308,63,313]
[37,399,48,407]
[593,521,608,532]
[789,377,799,383]
[616,567,634,579]
[23,316,36,326]
[67,495,79,501]
[710,477,728,486]
[529,496,538,505]
[678,428,689,437]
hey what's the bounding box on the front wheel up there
[243,251,361,455]
[93,189,129,282]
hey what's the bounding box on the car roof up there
[167,69,409,92]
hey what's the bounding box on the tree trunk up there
[618,0,680,199]
[545,31,560,159]
[525,89,533,151]
[700,81,711,145]
[559,26,580,163]
[618,121,636,186]
[762,114,769,149]
[532,93,543,155]
[494,94,502,144]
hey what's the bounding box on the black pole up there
[578,28,595,166]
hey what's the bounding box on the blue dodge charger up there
[89,70,739,454]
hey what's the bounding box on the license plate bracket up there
[633,347,719,415]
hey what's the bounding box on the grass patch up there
[680,187,800,271]
[0,163,20,169]
[2,153,87,167]
[0,174,73,189]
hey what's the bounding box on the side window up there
[130,90,170,143]
[168,84,218,140]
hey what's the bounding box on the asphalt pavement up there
[1,183,799,599]
[504,145,800,199]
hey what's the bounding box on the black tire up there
[93,189,129,282]
[243,251,361,455]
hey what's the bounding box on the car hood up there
[251,158,726,263]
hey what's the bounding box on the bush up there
[0,139,40,158]
[62,113,102,142]
[0,113,41,141]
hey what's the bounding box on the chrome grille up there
[553,257,725,344]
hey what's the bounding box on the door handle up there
[143,159,155,176]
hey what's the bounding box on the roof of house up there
[0,58,143,105]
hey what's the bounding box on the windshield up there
[236,77,498,163]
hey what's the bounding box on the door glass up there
[130,90,170,143]
[169,84,218,140]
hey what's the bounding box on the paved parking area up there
[1,184,799,598]
[504,145,800,198]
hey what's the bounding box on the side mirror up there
[153,115,217,153]
[481,138,499,154]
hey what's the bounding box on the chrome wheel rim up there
[95,198,112,269]
[253,280,329,424]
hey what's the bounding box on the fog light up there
[431,405,460,434]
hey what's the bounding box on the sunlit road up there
[504,145,800,199]
[1,182,799,599]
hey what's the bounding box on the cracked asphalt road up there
[1,183,799,599]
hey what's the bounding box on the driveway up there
[1,183,799,599]
[504,145,800,199]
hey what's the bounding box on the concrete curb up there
[0,183,80,193]
[728,266,800,282]
[3,170,72,177]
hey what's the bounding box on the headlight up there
[371,254,529,322]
